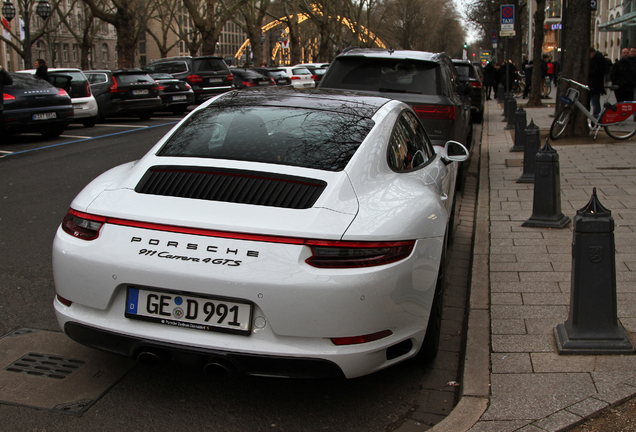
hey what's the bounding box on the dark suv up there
[452,59,485,122]
[145,56,233,103]
[319,49,473,148]
[85,69,161,120]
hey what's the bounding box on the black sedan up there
[2,72,74,138]
[251,67,292,87]
[230,69,275,90]
[147,72,194,115]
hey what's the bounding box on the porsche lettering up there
[131,237,259,258]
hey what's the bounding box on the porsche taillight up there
[61,209,106,240]
[413,105,456,120]
[305,240,415,268]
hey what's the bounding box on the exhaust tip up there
[203,359,235,380]
[137,350,168,369]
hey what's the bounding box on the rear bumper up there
[104,97,162,116]
[64,321,345,379]
[2,106,74,133]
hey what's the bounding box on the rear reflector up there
[331,330,393,345]
[413,105,456,120]
[470,82,483,89]
[56,294,73,307]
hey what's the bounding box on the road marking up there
[99,124,149,128]
[60,135,92,139]
[2,122,178,157]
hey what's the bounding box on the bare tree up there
[81,0,151,67]
[182,0,248,55]
[146,0,181,58]
[526,0,545,107]
[56,0,102,69]
[279,0,302,64]
[233,0,270,66]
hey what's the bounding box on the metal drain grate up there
[5,353,85,379]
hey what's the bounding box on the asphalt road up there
[0,114,475,431]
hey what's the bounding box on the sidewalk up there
[429,93,636,431]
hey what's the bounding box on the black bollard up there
[554,188,635,354]
[502,92,510,117]
[505,97,517,130]
[517,119,540,183]
[522,139,571,228]
[510,107,527,151]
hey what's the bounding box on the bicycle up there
[511,71,525,98]
[550,76,636,140]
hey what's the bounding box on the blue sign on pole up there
[491,30,497,44]
[501,5,515,30]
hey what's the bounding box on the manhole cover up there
[0,328,135,416]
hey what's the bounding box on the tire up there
[82,116,97,127]
[549,105,572,140]
[41,124,65,139]
[604,116,636,140]
[418,245,446,363]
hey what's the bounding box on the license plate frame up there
[132,89,149,95]
[172,95,187,101]
[125,286,253,335]
[32,112,57,120]
[208,78,223,83]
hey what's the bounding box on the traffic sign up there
[500,30,516,37]
[491,30,497,44]
[501,5,514,31]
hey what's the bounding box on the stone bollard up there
[522,139,571,228]
[510,107,527,152]
[554,188,635,354]
[505,97,517,130]
[517,119,540,183]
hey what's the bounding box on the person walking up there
[610,48,633,102]
[0,65,13,115]
[589,48,606,117]
[34,58,49,82]
[628,47,636,101]
[523,59,533,99]
[483,61,495,100]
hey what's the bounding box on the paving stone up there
[492,353,533,374]
[532,409,582,432]
[491,305,568,320]
[565,397,609,418]
[492,334,556,353]
[492,319,527,335]
[468,420,532,432]
[530,353,596,373]
[491,282,561,293]
[594,383,636,405]
[482,394,585,421]
[591,371,636,393]
[521,293,570,305]
[492,293,523,305]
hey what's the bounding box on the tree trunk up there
[557,0,590,137]
[116,8,139,68]
[527,0,545,107]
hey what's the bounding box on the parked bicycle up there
[550,76,636,140]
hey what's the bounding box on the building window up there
[102,43,109,62]
[72,44,78,61]
[63,44,69,61]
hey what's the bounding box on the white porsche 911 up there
[53,88,468,379]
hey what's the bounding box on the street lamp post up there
[2,0,52,69]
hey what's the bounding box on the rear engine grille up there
[136,166,327,209]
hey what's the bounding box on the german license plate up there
[33,112,56,120]
[132,89,149,95]
[259,80,270,85]
[277,79,287,84]
[172,95,187,101]
[209,78,222,83]
[125,287,252,334]
[73,104,84,109]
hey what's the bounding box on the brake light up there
[158,85,166,91]
[185,83,192,89]
[85,81,92,96]
[242,81,256,87]
[227,73,233,82]
[109,77,127,93]
[270,78,276,85]
[188,75,203,83]
[305,240,415,268]
[331,330,393,345]
[470,81,483,89]
[311,75,317,80]
[61,209,106,240]
[58,88,69,97]
[413,105,456,120]
[291,76,300,80]
[3,93,15,101]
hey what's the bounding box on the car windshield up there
[86,73,108,84]
[149,73,175,80]
[235,70,266,79]
[266,70,288,78]
[7,73,55,89]
[158,105,374,171]
[320,57,440,95]
[291,68,311,76]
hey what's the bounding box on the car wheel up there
[41,124,66,139]
[82,116,98,128]
[139,112,152,121]
[418,244,446,363]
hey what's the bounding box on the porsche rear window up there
[158,106,374,171]
[7,73,55,89]
[320,57,440,95]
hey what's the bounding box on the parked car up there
[52,87,468,380]
[229,68,275,90]
[147,72,194,115]
[84,69,161,121]
[294,63,329,84]
[277,66,315,89]
[16,68,99,127]
[319,49,473,148]
[145,56,233,103]
[251,67,292,86]
[452,59,485,122]
[2,72,74,138]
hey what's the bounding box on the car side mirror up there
[441,140,469,165]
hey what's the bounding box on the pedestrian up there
[628,47,636,100]
[34,58,49,82]
[0,65,13,115]
[540,54,549,98]
[546,57,554,87]
[483,61,495,100]
[588,48,606,116]
[523,59,533,99]
[610,48,633,102]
